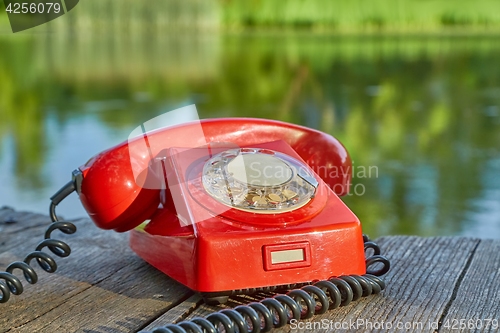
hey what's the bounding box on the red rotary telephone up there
[1,118,390,332]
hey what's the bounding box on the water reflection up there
[0,33,499,238]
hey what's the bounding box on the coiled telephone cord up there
[0,180,77,303]
[144,237,390,333]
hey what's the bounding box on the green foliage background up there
[223,0,500,32]
[2,0,500,32]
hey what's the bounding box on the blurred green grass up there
[2,0,500,33]
[222,0,500,32]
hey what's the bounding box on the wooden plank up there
[2,207,497,333]
[142,294,203,331]
[269,236,481,333]
[9,261,192,333]
[0,207,46,234]
[0,209,191,332]
[162,236,481,333]
[0,207,52,251]
[440,239,500,333]
[0,215,135,331]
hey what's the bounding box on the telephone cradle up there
[1,118,390,333]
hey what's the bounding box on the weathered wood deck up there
[1,206,499,332]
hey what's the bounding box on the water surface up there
[0,33,499,239]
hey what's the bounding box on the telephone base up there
[130,140,367,294]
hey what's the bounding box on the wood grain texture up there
[0,207,50,250]
[1,208,498,333]
[142,294,203,331]
[439,239,500,333]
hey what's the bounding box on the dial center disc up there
[226,153,293,187]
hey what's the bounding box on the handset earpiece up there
[78,139,162,232]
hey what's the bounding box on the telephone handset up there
[0,118,390,332]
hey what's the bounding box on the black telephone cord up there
[0,181,77,303]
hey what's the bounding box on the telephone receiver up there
[1,117,390,332]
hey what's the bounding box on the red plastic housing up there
[129,140,365,292]
[77,118,365,293]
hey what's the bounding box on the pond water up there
[0,33,499,239]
